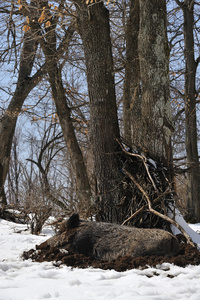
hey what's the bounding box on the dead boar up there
[67,214,179,260]
[37,214,179,261]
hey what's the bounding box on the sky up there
[1,217,200,300]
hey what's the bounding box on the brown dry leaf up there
[38,11,46,23]
[45,21,51,27]
[23,25,30,32]
[26,16,30,24]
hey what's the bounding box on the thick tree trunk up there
[74,1,123,222]
[138,0,174,167]
[123,0,141,144]
[182,1,200,221]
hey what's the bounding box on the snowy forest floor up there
[1,218,200,300]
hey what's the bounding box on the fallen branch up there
[122,168,196,248]
[121,187,171,225]
[0,205,30,224]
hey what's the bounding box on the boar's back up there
[66,215,179,261]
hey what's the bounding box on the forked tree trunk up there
[138,0,174,167]
[74,0,123,222]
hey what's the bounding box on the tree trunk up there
[0,31,39,204]
[123,0,141,145]
[182,0,200,221]
[138,0,174,167]
[74,1,123,222]
[31,20,92,213]
[49,65,92,212]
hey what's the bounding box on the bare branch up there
[122,168,196,248]
[122,188,171,226]
[189,0,195,11]
[116,138,158,192]
[196,55,200,67]
[174,0,184,8]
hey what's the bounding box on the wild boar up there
[37,214,179,261]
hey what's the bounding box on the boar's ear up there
[67,213,80,229]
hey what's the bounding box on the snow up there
[1,219,200,300]
[147,158,157,169]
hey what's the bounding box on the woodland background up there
[0,0,200,231]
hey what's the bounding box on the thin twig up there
[116,138,158,192]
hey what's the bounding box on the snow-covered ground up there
[1,218,200,300]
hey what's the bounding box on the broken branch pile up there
[116,138,174,229]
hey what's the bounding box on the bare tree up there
[26,125,67,209]
[174,0,200,221]
[0,28,41,204]
[19,0,92,213]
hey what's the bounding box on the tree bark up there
[182,0,200,221]
[138,0,174,167]
[74,1,123,222]
[123,0,141,145]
